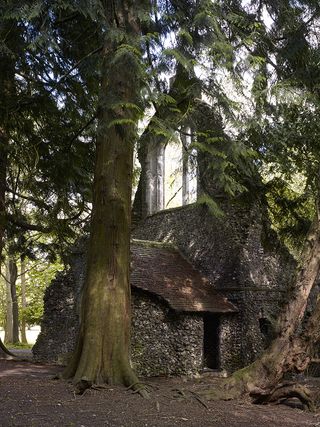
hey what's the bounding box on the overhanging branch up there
[6,214,52,233]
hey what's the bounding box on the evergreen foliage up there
[1,0,320,394]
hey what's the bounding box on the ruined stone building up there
[33,119,295,377]
[34,238,238,376]
[34,202,294,376]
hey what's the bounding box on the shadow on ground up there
[1,359,320,427]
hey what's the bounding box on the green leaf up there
[197,194,224,218]
[107,118,136,128]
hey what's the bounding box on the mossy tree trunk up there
[63,0,146,390]
[205,206,320,404]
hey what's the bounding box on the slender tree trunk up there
[63,1,146,391]
[9,260,19,344]
[4,261,13,344]
[0,18,18,358]
[0,131,10,360]
[0,267,15,356]
[20,256,28,344]
[0,130,7,268]
[5,259,19,344]
[0,99,10,359]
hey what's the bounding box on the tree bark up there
[0,15,17,357]
[194,102,226,198]
[4,260,13,344]
[5,259,19,344]
[20,256,28,344]
[0,132,8,352]
[9,260,19,344]
[0,129,7,267]
[63,1,146,392]
[0,135,10,354]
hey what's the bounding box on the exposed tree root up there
[65,370,150,399]
[75,379,93,395]
[201,375,316,411]
[200,381,244,402]
[172,388,209,409]
[0,339,17,359]
[199,211,320,408]
[252,382,315,411]
[189,391,209,409]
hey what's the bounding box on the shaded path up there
[1,359,320,427]
[8,348,33,361]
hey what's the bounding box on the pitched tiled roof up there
[130,240,237,313]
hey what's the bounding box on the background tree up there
[0,0,99,355]
[20,256,27,344]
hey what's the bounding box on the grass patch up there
[7,343,33,350]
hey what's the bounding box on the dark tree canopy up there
[1,0,320,404]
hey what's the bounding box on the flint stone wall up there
[32,270,79,365]
[33,255,204,377]
[132,202,296,371]
[131,290,203,376]
[34,202,295,375]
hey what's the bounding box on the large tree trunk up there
[63,1,146,392]
[204,208,320,404]
[193,102,227,198]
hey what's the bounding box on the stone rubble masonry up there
[33,238,205,377]
[33,201,296,375]
[131,291,203,376]
[132,202,296,371]
[32,270,79,366]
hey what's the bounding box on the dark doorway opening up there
[203,314,220,369]
[259,317,274,348]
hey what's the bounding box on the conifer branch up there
[6,187,51,211]
[6,214,52,233]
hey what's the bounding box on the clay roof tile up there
[131,240,237,313]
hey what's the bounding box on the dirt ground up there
[1,358,320,427]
